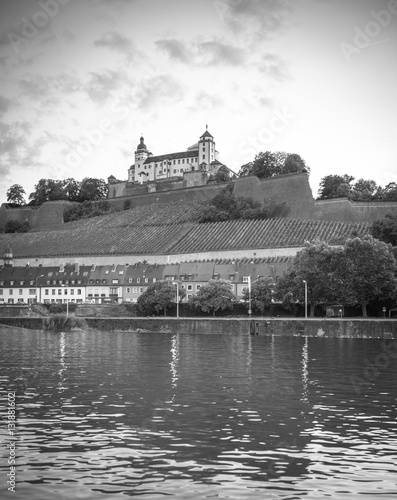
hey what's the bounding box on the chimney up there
[59,263,64,273]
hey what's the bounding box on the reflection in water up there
[0,330,396,500]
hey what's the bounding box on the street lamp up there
[303,280,308,319]
[247,276,252,319]
[35,274,45,303]
[172,282,179,319]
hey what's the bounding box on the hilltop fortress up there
[0,128,396,265]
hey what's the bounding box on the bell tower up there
[128,136,150,183]
[198,126,215,168]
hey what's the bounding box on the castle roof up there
[144,150,198,164]
[136,136,148,151]
[200,130,213,139]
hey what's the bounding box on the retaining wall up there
[0,317,396,338]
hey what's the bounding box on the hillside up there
[0,198,370,258]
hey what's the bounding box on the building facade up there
[0,247,291,305]
[128,128,223,184]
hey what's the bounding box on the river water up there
[0,328,396,499]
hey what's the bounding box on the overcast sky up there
[0,0,396,203]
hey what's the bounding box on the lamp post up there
[35,274,44,303]
[247,276,252,319]
[303,280,308,319]
[172,282,179,319]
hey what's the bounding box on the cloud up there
[94,30,136,61]
[85,69,127,102]
[0,121,45,179]
[156,38,247,66]
[0,95,12,114]
[257,53,290,80]
[155,39,190,63]
[136,74,185,111]
[214,0,293,39]
[195,91,223,109]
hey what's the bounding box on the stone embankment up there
[0,316,396,338]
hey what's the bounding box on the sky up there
[0,0,396,203]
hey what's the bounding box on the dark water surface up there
[0,328,396,499]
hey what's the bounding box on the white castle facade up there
[128,128,224,184]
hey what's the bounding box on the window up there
[10,281,14,286]
[0,290,3,295]
[58,289,62,295]
[139,287,144,293]
[133,288,137,293]
[196,285,201,290]
[9,290,13,295]
[187,285,193,291]
[29,289,35,295]
[52,290,56,295]
[126,287,131,293]
[20,281,24,285]
[19,289,23,295]
[112,279,119,284]
[70,289,75,295]
[144,278,148,283]
[45,289,49,295]
[243,276,250,283]
[137,278,140,283]
[153,278,156,283]
[110,288,118,295]
[0,281,4,286]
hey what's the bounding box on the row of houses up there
[0,257,292,305]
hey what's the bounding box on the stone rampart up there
[314,198,397,223]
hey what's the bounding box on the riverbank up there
[0,316,396,338]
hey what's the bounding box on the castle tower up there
[128,136,150,183]
[3,245,13,268]
[198,126,215,170]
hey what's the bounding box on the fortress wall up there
[233,173,316,219]
[314,198,397,223]
[104,181,232,211]
[0,205,35,232]
[9,247,302,268]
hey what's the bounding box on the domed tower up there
[198,126,215,169]
[3,245,13,268]
[128,136,150,183]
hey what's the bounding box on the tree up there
[382,182,397,201]
[199,185,290,223]
[137,280,185,316]
[189,279,235,316]
[351,179,377,200]
[284,153,310,175]
[6,184,26,205]
[317,174,355,200]
[78,178,108,202]
[238,151,309,179]
[5,220,30,233]
[29,178,68,204]
[371,214,397,246]
[214,165,231,183]
[340,236,397,317]
[243,277,274,316]
[63,178,81,201]
[274,241,344,317]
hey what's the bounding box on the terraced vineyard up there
[168,218,370,253]
[62,200,208,231]
[0,198,371,259]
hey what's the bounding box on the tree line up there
[317,175,397,202]
[6,177,108,206]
